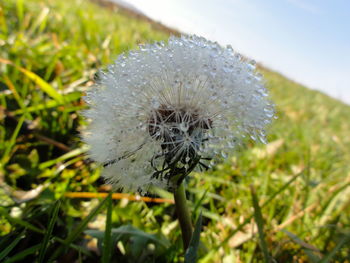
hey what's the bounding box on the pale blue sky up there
[117,0,350,104]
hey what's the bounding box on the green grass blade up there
[101,194,112,263]
[18,67,64,103]
[38,145,89,170]
[251,185,270,263]
[214,171,303,251]
[1,3,9,34]
[0,59,64,103]
[52,237,93,257]
[38,200,61,263]
[0,114,25,166]
[4,244,41,263]
[0,208,91,257]
[49,195,110,261]
[16,0,24,24]
[0,235,12,250]
[64,196,109,244]
[185,212,202,263]
[0,231,25,261]
[319,235,350,263]
[86,225,171,249]
[282,230,320,263]
[0,208,45,234]
[193,189,208,217]
[3,76,26,111]
[13,92,82,115]
[261,171,304,209]
[27,7,49,35]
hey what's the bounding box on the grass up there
[0,0,349,262]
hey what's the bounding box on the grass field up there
[0,0,349,262]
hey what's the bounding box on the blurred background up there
[0,0,349,262]
[115,0,350,104]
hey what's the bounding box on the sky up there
[115,0,350,105]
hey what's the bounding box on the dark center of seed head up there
[148,105,213,186]
[148,104,212,141]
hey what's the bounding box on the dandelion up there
[82,35,274,195]
[82,35,274,250]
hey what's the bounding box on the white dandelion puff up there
[82,35,275,194]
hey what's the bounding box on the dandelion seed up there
[82,35,274,194]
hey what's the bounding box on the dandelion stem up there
[174,181,193,250]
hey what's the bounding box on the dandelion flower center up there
[146,104,213,185]
[148,105,212,153]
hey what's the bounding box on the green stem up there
[174,181,193,250]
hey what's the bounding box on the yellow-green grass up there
[0,0,349,262]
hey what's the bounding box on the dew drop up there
[259,136,267,144]
[250,135,257,141]
[221,151,228,158]
[151,98,160,108]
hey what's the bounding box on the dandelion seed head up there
[82,35,274,194]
